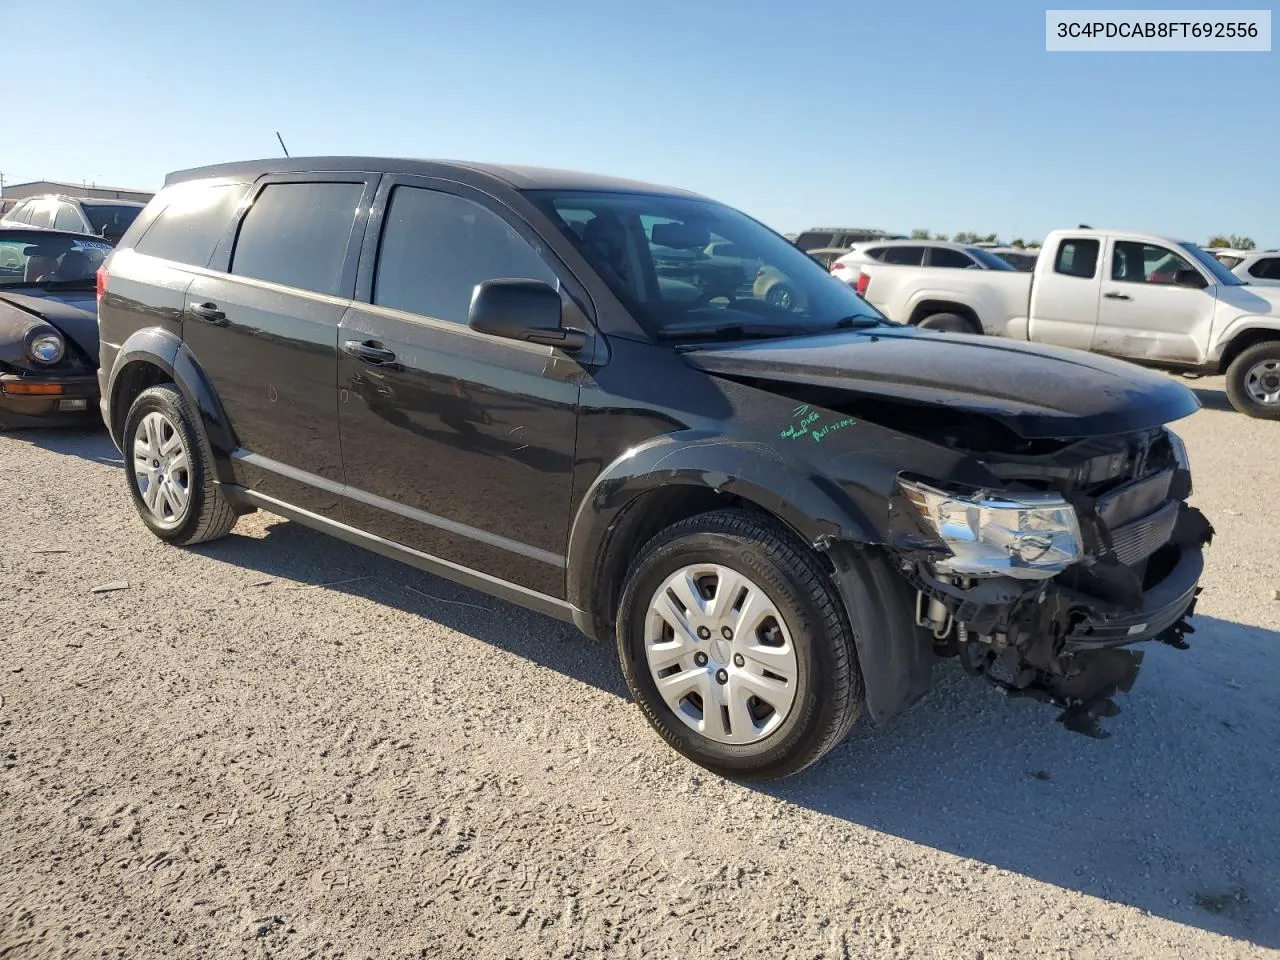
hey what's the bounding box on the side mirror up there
[1173,268,1208,289]
[468,279,586,351]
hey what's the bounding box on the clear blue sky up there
[4,0,1276,246]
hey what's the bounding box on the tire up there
[615,509,863,780]
[1224,341,1280,419]
[766,284,796,310]
[916,311,979,334]
[122,384,238,545]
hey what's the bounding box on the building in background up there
[1,180,154,204]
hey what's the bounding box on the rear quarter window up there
[1054,239,1099,278]
[133,181,251,268]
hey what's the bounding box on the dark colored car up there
[0,196,145,244]
[97,158,1212,780]
[0,228,108,428]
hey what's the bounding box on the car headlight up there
[899,479,1082,580]
[28,332,65,364]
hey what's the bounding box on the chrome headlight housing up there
[28,331,65,364]
[899,479,1082,580]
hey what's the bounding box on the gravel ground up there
[2,375,1278,959]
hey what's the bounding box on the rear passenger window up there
[1249,257,1280,280]
[929,247,975,269]
[230,182,363,296]
[54,204,83,232]
[374,186,557,325]
[880,246,925,265]
[134,181,250,267]
[1054,239,1099,278]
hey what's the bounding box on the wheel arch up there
[105,327,236,482]
[565,434,877,643]
[1218,325,1280,374]
[907,299,982,331]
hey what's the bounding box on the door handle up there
[1104,292,1132,301]
[189,302,227,324]
[343,339,397,364]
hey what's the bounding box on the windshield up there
[966,247,1017,271]
[0,230,112,286]
[525,191,890,339]
[1178,241,1245,285]
[81,204,141,235]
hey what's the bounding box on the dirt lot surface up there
[2,376,1278,959]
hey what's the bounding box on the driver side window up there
[1111,241,1197,286]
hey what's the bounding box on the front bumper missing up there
[897,503,1213,739]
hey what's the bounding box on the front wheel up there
[1224,342,1280,419]
[615,510,864,780]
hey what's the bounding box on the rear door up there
[1026,237,1101,350]
[1092,239,1216,362]
[336,176,587,598]
[182,174,378,514]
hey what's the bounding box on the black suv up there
[97,158,1212,779]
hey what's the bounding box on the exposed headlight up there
[28,332,65,364]
[899,479,1082,580]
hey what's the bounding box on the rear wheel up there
[1225,342,1280,419]
[615,509,863,780]
[123,384,238,544]
[916,311,979,333]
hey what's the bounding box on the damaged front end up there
[889,426,1213,738]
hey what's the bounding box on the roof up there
[163,156,705,198]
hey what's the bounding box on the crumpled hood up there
[0,290,99,363]
[680,325,1200,439]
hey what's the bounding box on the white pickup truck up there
[854,228,1280,418]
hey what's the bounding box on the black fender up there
[565,429,877,628]
[105,326,237,482]
[565,428,980,724]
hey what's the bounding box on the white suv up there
[1211,249,1280,287]
[829,239,1016,285]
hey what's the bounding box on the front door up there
[1092,239,1217,363]
[184,175,376,513]
[337,178,586,598]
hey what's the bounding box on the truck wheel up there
[123,384,239,545]
[615,509,863,780]
[1225,342,1280,419]
[917,312,978,334]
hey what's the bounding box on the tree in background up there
[1011,239,1026,248]
[1208,235,1255,250]
[952,232,972,243]
[910,229,931,239]
[934,233,949,241]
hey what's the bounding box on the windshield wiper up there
[834,315,885,329]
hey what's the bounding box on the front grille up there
[1109,500,1180,566]
[1095,467,1174,528]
